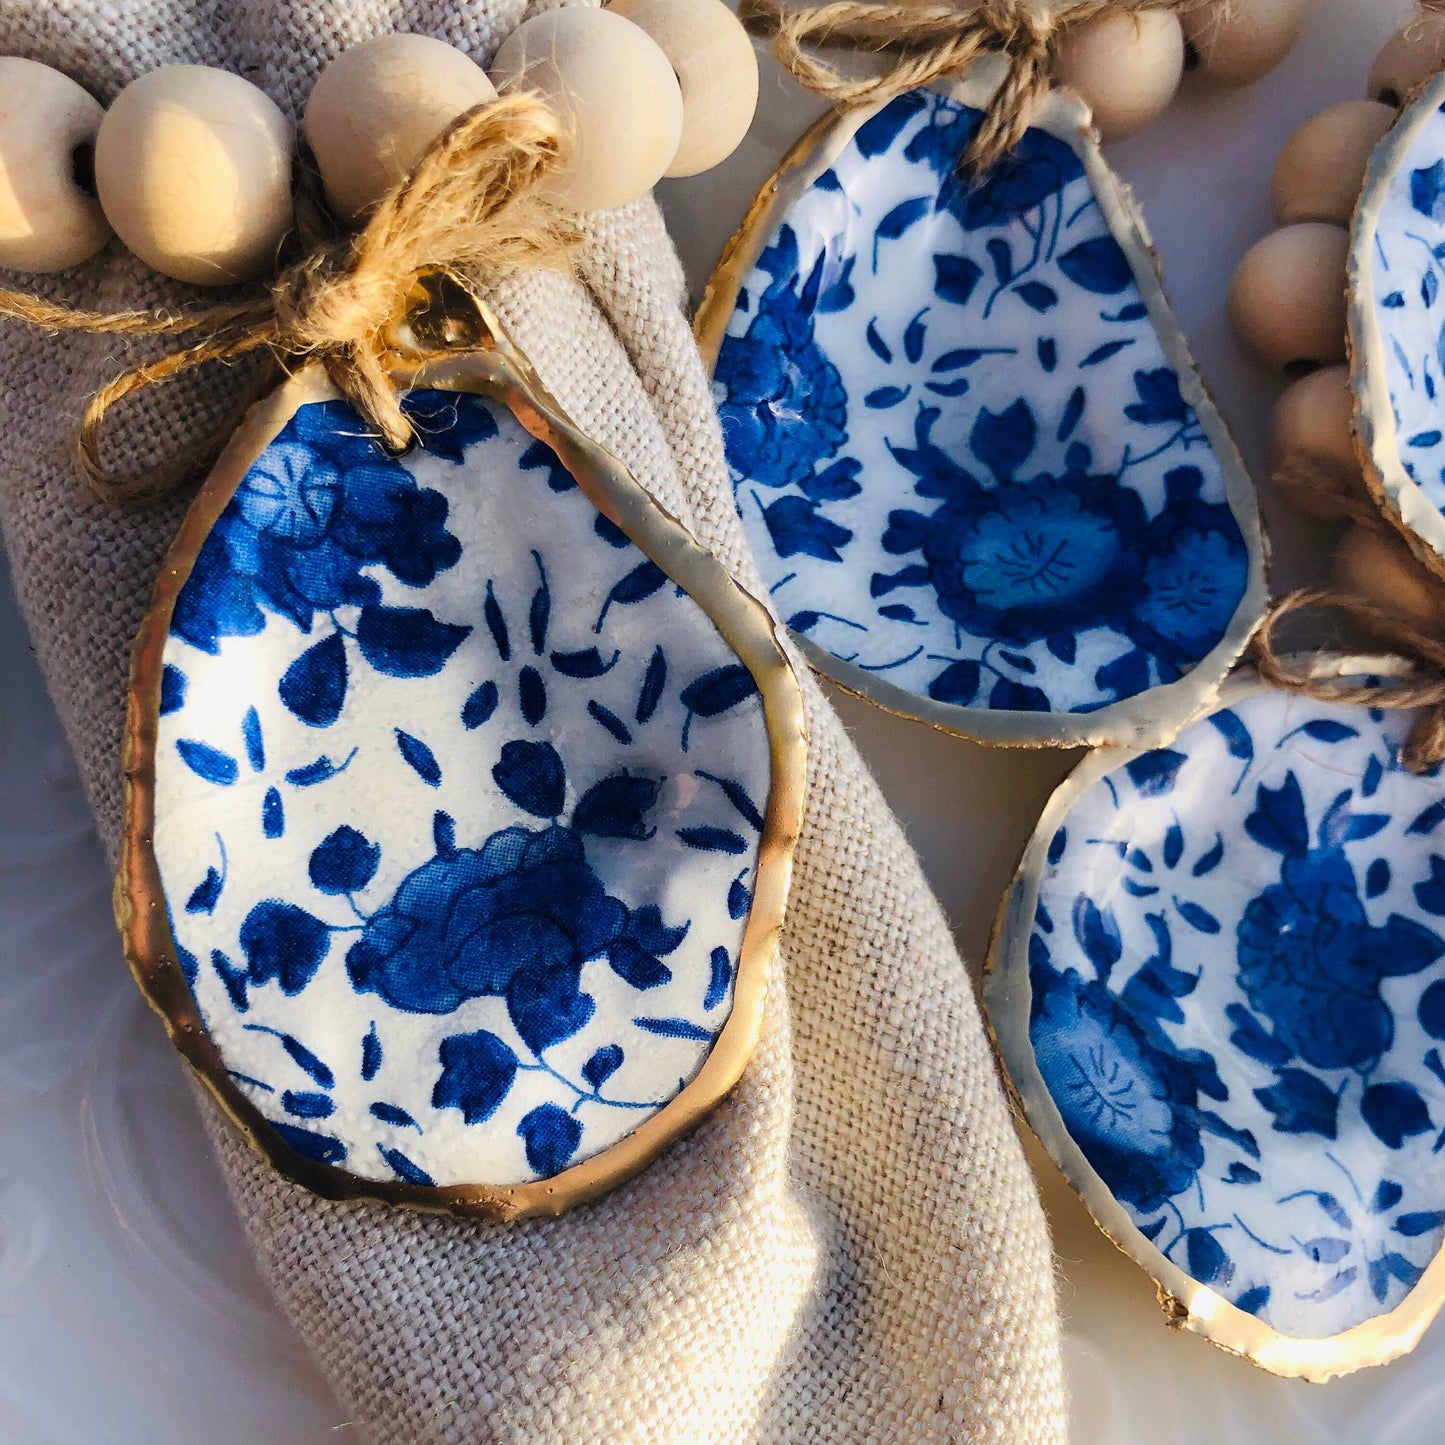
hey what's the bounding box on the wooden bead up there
[1055,10,1184,141]
[1266,366,1364,520]
[95,66,293,286]
[607,0,758,178]
[1334,525,1445,636]
[1227,223,1349,371]
[1369,15,1445,108]
[1183,0,1310,90]
[1271,101,1395,227]
[305,35,497,221]
[0,58,110,273]
[489,8,683,211]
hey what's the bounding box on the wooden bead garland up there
[1369,14,1445,108]
[608,0,759,178]
[1334,525,1445,637]
[0,58,110,273]
[1265,366,1365,521]
[1227,222,1349,371]
[1055,9,1185,141]
[305,35,497,220]
[95,66,294,286]
[1271,100,1397,227]
[1182,0,1312,90]
[490,9,684,213]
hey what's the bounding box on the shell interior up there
[698,58,1264,748]
[987,663,1445,1378]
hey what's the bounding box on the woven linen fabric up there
[0,1,1067,1439]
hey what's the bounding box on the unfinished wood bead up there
[489,8,683,210]
[0,58,110,272]
[1271,101,1396,227]
[305,35,497,221]
[1266,366,1365,520]
[1055,10,1184,141]
[1227,223,1348,371]
[608,0,758,177]
[1334,525,1445,636]
[1183,0,1310,90]
[1369,16,1445,108]
[95,66,293,286]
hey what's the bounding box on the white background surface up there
[0,1,1438,1439]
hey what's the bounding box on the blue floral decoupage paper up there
[990,670,1445,1351]
[1353,69,1445,576]
[149,388,776,1191]
[702,62,1264,746]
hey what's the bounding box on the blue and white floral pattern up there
[152,390,773,1189]
[711,83,1257,727]
[1014,680,1445,1339]
[1356,82,1445,568]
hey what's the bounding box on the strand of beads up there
[1229,14,1445,637]
[1055,0,1311,142]
[0,1,758,282]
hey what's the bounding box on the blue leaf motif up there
[242,708,265,771]
[492,739,566,818]
[1080,339,1134,368]
[519,665,547,725]
[1057,235,1132,294]
[395,729,442,787]
[508,969,595,1054]
[361,1023,382,1081]
[588,700,633,743]
[159,664,187,716]
[1254,1069,1340,1137]
[637,646,667,725]
[1015,280,1058,312]
[634,1016,714,1041]
[760,495,853,561]
[462,681,499,730]
[1126,749,1187,798]
[1174,898,1221,934]
[1412,158,1445,220]
[239,902,330,995]
[550,647,620,679]
[596,560,668,630]
[176,739,239,786]
[355,606,470,678]
[1244,774,1310,856]
[283,1090,334,1119]
[432,1030,518,1123]
[1184,1229,1233,1287]
[933,253,983,306]
[1408,799,1445,835]
[1395,1210,1445,1237]
[571,774,660,839]
[262,787,284,838]
[1362,1082,1433,1149]
[969,399,1035,481]
[1236,1285,1271,1316]
[705,946,733,1011]
[680,666,759,724]
[928,660,982,705]
[273,1123,346,1165]
[583,1045,624,1090]
[308,825,380,894]
[279,631,348,727]
[677,825,749,855]
[1072,897,1122,978]
[379,1146,435,1187]
[873,197,930,267]
[518,1103,583,1176]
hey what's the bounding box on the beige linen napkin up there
[0,1,1066,1438]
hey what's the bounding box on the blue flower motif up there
[1236,774,1444,1071]
[172,398,462,652]
[714,225,849,491]
[883,405,1146,644]
[1030,962,1206,1215]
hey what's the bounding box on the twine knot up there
[740,0,1220,174]
[0,90,580,505]
[1253,588,1445,772]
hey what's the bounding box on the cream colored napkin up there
[0,2,1066,1438]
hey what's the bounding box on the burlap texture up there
[0,3,1067,1439]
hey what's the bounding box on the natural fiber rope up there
[1271,454,1389,530]
[739,0,1224,173]
[0,91,579,506]
[1253,588,1445,771]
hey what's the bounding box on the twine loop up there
[0,91,580,506]
[1253,588,1445,772]
[740,0,1222,173]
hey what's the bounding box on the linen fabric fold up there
[0,1,1065,1439]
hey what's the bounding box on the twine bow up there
[0,92,579,506]
[740,0,1224,174]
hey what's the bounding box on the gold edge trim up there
[982,657,1445,1380]
[1349,69,1445,585]
[693,67,1267,753]
[118,341,808,1222]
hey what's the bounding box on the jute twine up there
[739,0,1226,174]
[0,92,579,506]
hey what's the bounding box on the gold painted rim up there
[695,55,1268,752]
[1349,68,1445,586]
[983,655,1445,1381]
[117,310,808,1222]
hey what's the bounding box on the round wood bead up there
[1271,101,1396,227]
[1227,223,1349,371]
[489,8,683,210]
[1055,10,1184,141]
[1182,0,1310,90]
[607,0,758,177]
[1266,366,1364,520]
[95,66,293,286]
[1369,15,1445,108]
[304,35,497,221]
[1334,525,1445,636]
[0,58,110,273]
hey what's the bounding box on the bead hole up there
[70,141,97,198]
[1283,358,1324,382]
[1182,40,1201,72]
[1376,87,1402,109]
